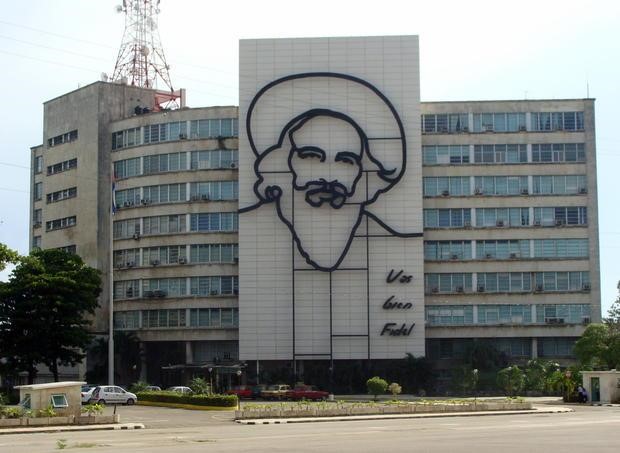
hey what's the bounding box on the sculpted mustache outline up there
[303,179,348,209]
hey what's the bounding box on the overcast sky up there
[0,0,618,313]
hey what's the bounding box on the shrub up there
[189,377,211,395]
[388,382,402,398]
[497,366,525,396]
[1,407,23,419]
[136,391,237,408]
[81,403,104,416]
[37,405,56,418]
[366,377,388,401]
[129,381,151,394]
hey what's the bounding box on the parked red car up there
[286,385,329,401]
[227,386,253,399]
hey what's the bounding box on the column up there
[531,338,538,359]
[185,341,193,364]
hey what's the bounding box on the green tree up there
[0,243,20,272]
[497,366,525,396]
[604,281,620,329]
[0,249,101,383]
[450,366,478,395]
[85,331,143,385]
[190,377,211,395]
[366,376,388,401]
[574,323,620,370]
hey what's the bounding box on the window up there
[189,308,240,327]
[473,113,526,132]
[143,183,187,204]
[189,118,239,139]
[114,248,140,267]
[114,158,141,179]
[423,145,470,165]
[34,156,43,174]
[533,239,589,258]
[114,311,140,329]
[476,240,530,259]
[34,182,42,201]
[113,218,141,239]
[112,127,141,150]
[143,122,188,144]
[190,213,238,232]
[33,208,42,226]
[424,241,472,260]
[189,181,238,201]
[425,273,473,293]
[423,177,471,196]
[191,150,239,169]
[532,143,585,163]
[531,112,584,131]
[532,175,587,195]
[533,207,587,226]
[425,305,473,325]
[47,129,78,147]
[477,272,532,292]
[46,187,77,203]
[533,271,589,291]
[114,280,140,299]
[46,216,76,231]
[190,244,239,263]
[143,214,186,235]
[57,245,76,254]
[190,276,239,296]
[421,114,469,133]
[115,188,141,207]
[142,278,187,297]
[473,145,527,163]
[142,309,187,328]
[538,338,577,357]
[47,158,77,175]
[423,209,471,228]
[475,208,530,227]
[143,152,188,174]
[477,305,532,324]
[50,394,68,408]
[536,304,591,324]
[32,236,41,249]
[473,176,528,195]
[142,245,187,265]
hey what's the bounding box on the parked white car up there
[90,386,137,405]
[81,386,96,404]
[166,386,193,394]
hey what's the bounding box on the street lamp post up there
[208,367,213,395]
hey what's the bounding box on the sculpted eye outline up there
[294,146,326,162]
[335,151,361,166]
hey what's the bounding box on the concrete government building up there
[29,36,600,389]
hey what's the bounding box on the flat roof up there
[15,381,86,390]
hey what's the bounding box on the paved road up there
[1,405,618,452]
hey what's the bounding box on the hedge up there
[136,391,238,407]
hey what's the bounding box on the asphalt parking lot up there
[101,404,236,428]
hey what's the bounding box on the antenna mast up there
[112,0,174,91]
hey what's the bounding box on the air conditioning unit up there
[123,201,131,207]
[141,199,151,205]
[534,220,542,226]
[496,220,505,227]
[191,195,200,201]
[179,133,187,140]
[144,290,155,298]
[441,190,450,197]
[557,318,565,324]
[431,287,439,293]
[150,259,160,266]
[484,125,494,132]
[535,284,544,292]
[201,194,210,201]
[455,286,464,293]
[485,253,493,259]
[230,162,237,169]
[234,257,239,263]
[210,290,218,296]
[464,220,472,228]
[126,261,135,268]
[555,219,565,226]
[477,285,485,292]
[582,316,591,325]
[579,187,588,194]
[520,188,529,195]
[545,317,558,324]
[154,290,166,298]
[178,257,187,264]
[461,126,469,133]
[582,283,591,291]
[509,252,518,259]
[33,221,42,228]
[474,187,483,195]
[519,126,527,132]
[126,288,134,297]
[132,233,140,240]
[451,253,459,260]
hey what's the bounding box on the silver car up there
[90,385,137,405]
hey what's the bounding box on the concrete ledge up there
[235,406,572,425]
[137,400,235,411]
[0,423,145,435]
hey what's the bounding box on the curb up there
[0,423,145,435]
[236,406,572,425]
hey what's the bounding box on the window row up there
[114,243,238,267]
[112,118,238,150]
[531,112,584,131]
[47,129,78,147]
[114,276,238,299]
[113,212,238,239]
[425,271,590,294]
[423,207,587,228]
[425,304,590,326]
[46,216,76,231]
[114,181,238,207]
[47,158,77,175]
[427,337,576,359]
[424,239,588,260]
[114,308,239,330]
[46,187,77,204]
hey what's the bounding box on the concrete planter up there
[77,414,120,425]
[0,418,22,427]
[381,405,411,415]
[25,416,73,426]
[281,409,317,418]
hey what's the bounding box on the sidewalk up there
[236,405,572,425]
[0,423,145,435]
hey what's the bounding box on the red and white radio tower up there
[111,0,174,92]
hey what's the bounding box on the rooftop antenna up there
[111,0,174,92]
